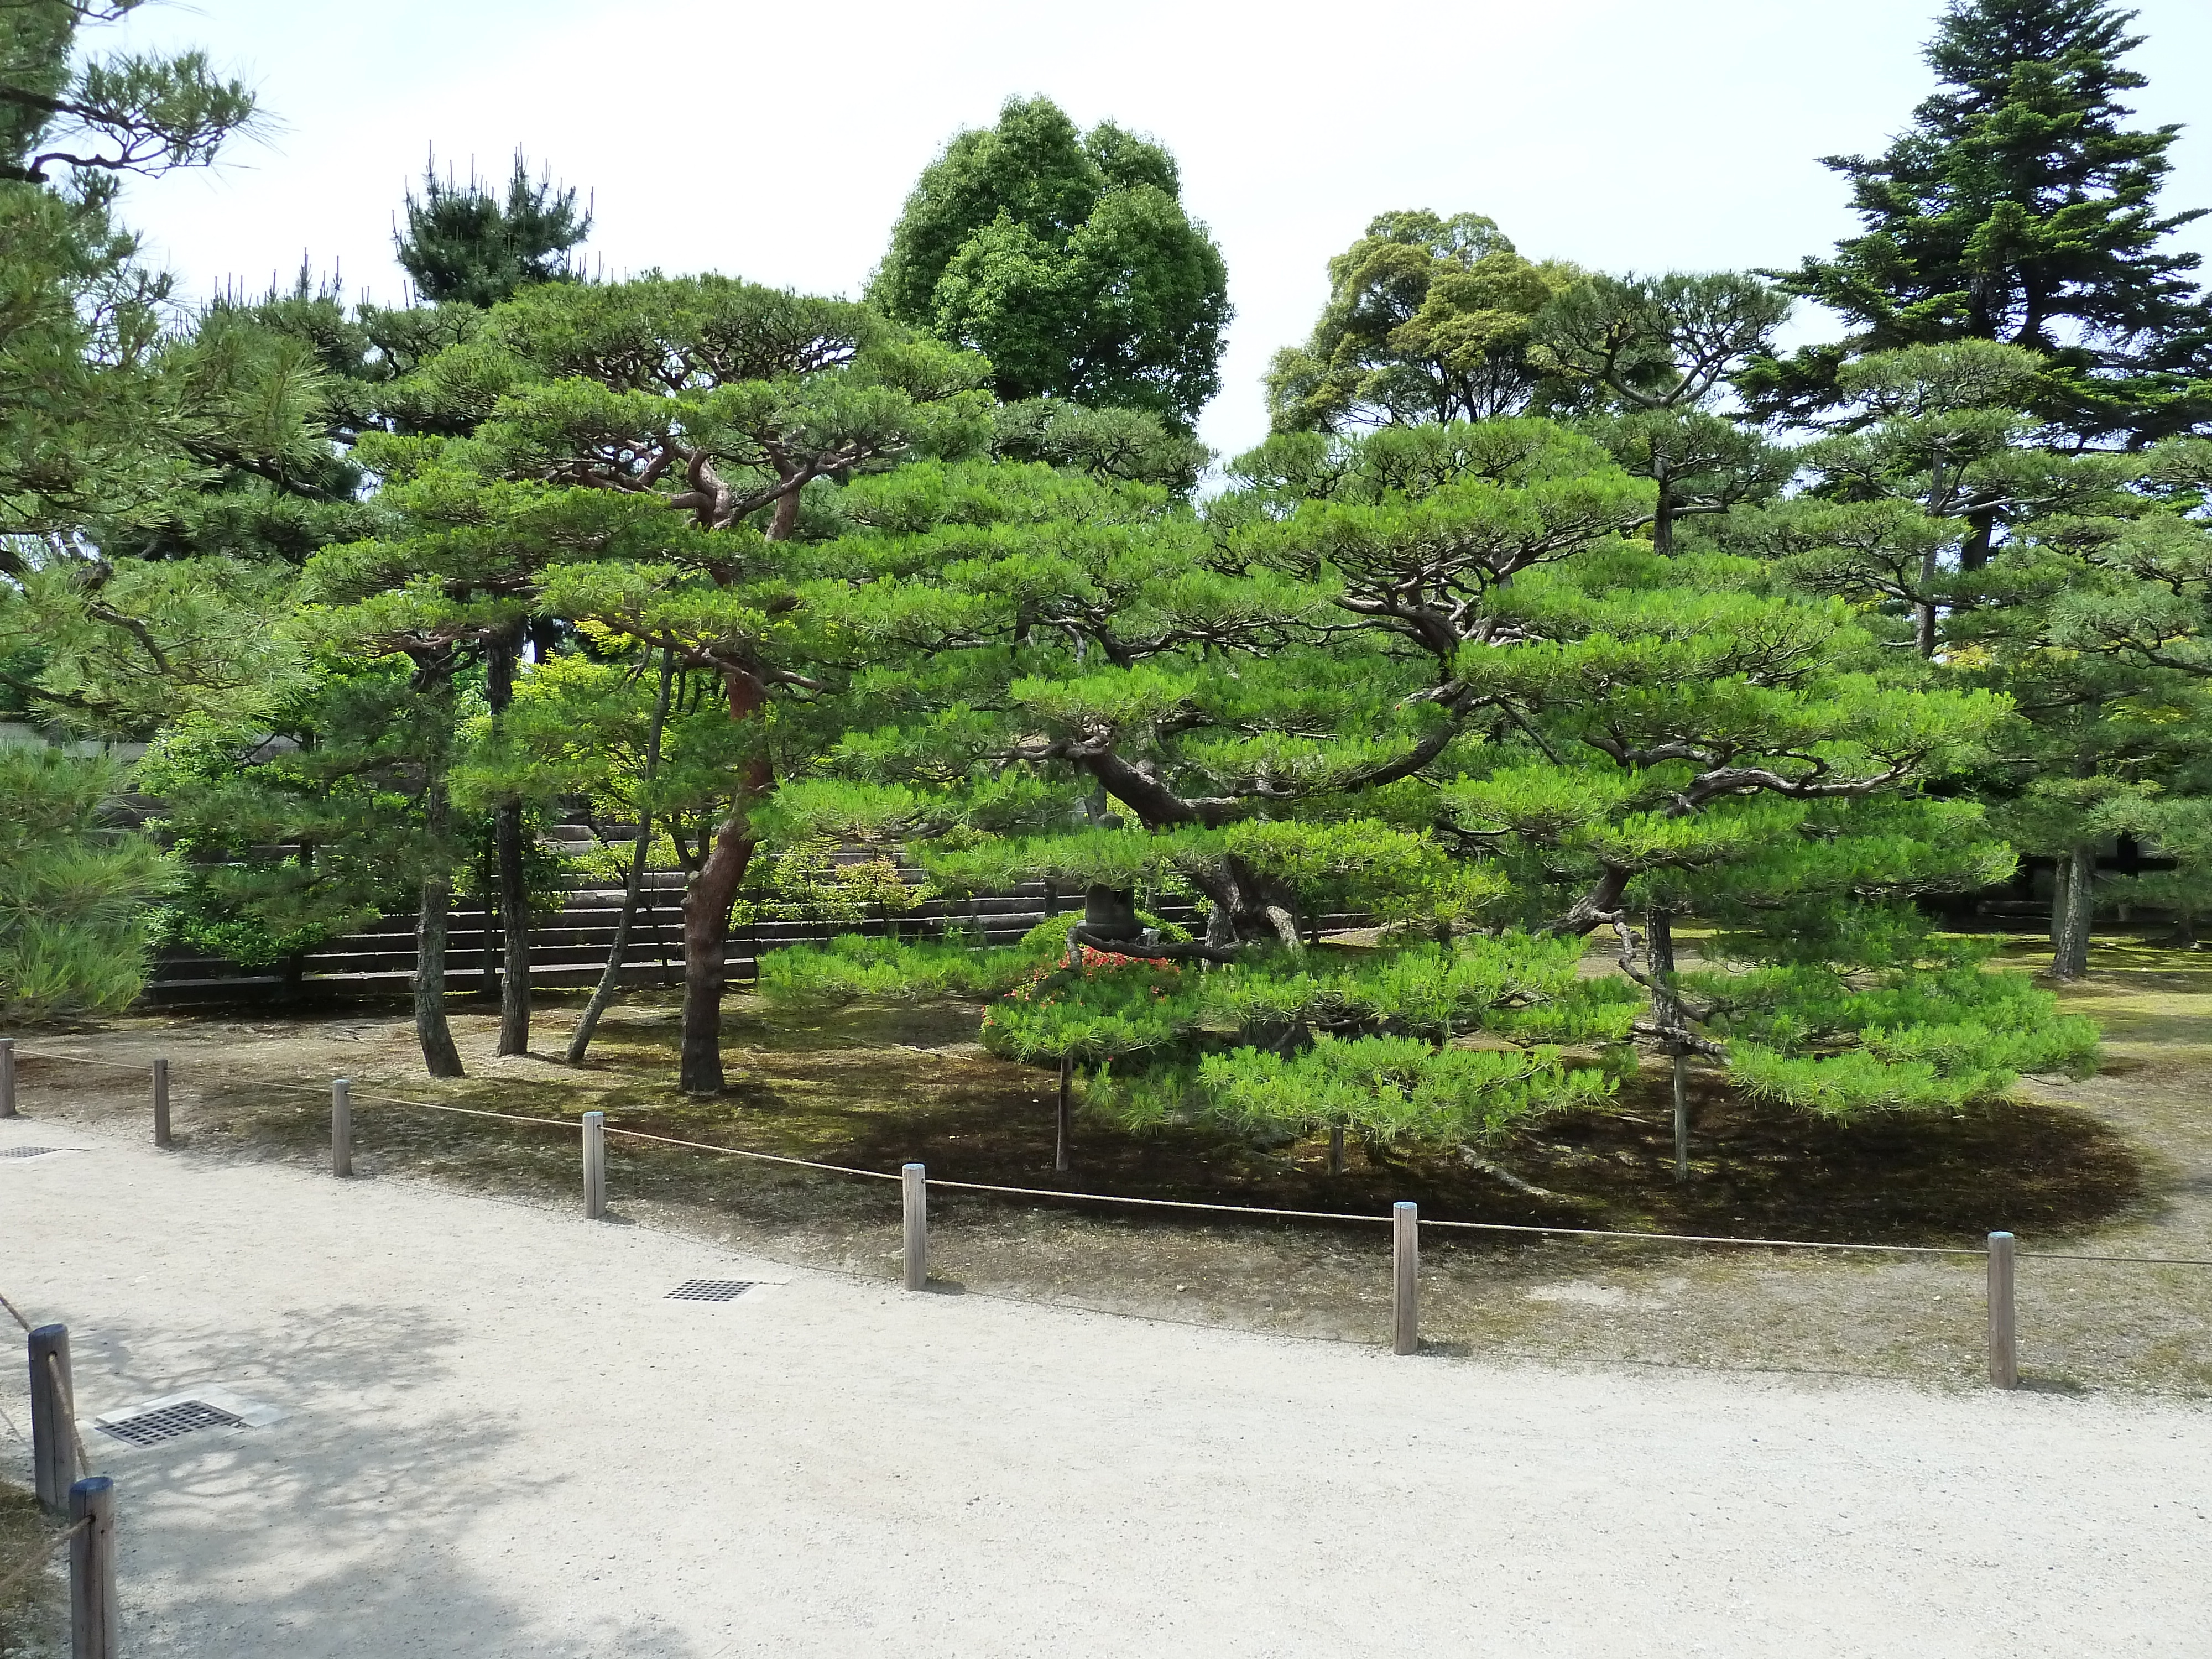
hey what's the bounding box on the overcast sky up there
[106,0,2212,461]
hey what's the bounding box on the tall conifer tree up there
[1746,0,2212,446]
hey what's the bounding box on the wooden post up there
[68,1474,116,1659]
[1328,1124,1345,1177]
[152,1056,170,1149]
[1392,1202,1420,1356]
[1054,1054,1073,1174]
[28,1323,75,1511]
[331,1078,351,1178]
[1987,1230,2018,1390]
[902,1162,927,1291]
[1,1036,15,1118]
[583,1110,606,1220]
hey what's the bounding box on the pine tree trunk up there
[496,800,529,1053]
[2051,842,2096,980]
[1055,1052,1073,1173]
[567,651,672,1066]
[1648,906,1690,1181]
[1960,508,1995,572]
[677,669,773,1095]
[1651,464,1676,557]
[414,779,465,1078]
[487,632,530,1057]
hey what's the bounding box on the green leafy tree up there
[1746,0,2212,445]
[870,97,1229,427]
[395,149,592,307]
[1265,212,1583,434]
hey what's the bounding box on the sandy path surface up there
[1,1115,2206,1658]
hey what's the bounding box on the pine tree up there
[1747,0,2212,446]
[761,416,2095,1168]
[329,274,999,1089]
[1534,272,1796,552]
[394,150,592,308]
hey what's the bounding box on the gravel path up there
[2,1115,2206,1657]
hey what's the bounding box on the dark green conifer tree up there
[394,150,592,307]
[1746,0,2212,446]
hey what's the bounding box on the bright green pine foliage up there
[0,747,170,1017]
[761,411,2086,1146]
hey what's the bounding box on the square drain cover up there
[95,1385,284,1447]
[97,1400,243,1447]
[667,1280,754,1302]
[0,1146,79,1160]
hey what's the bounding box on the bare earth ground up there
[1,1107,2209,1656]
[5,933,2210,1397]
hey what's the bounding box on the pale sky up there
[106,0,2212,461]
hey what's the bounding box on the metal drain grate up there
[96,1400,244,1447]
[667,1280,754,1302]
[0,1146,76,1160]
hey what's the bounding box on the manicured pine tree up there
[765,416,2094,1170]
[344,274,995,1090]
[1533,272,1797,554]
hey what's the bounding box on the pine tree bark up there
[568,650,672,1066]
[414,777,465,1078]
[677,669,773,1095]
[1651,460,1676,557]
[1648,906,1691,1181]
[487,630,531,1057]
[2051,842,2096,980]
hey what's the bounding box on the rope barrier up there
[0,1292,30,1333]
[0,1516,88,1607]
[601,1124,902,1182]
[918,1175,1390,1224]
[14,1043,2212,1266]
[7,1049,149,1076]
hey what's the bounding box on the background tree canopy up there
[1265,211,1585,434]
[1744,0,2212,445]
[868,96,1230,429]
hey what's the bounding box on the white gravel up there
[2,1116,2207,1657]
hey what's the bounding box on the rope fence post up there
[1,1036,15,1118]
[331,1078,351,1178]
[28,1323,75,1511]
[1988,1230,2018,1390]
[68,1474,116,1659]
[151,1057,169,1149]
[1392,1201,1420,1356]
[902,1162,927,1291]
[583,1110,605,1220]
